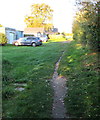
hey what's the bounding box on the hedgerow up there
[72,1,99,52]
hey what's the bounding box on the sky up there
[0,0,76,33]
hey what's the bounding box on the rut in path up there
[51,51,69,118]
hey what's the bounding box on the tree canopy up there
[72,0,99,52]
[24,3,54,31]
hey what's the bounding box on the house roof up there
[24,27,45,34]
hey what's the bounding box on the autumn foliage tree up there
[24,3,53,31]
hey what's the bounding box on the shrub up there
[0,33,7,45]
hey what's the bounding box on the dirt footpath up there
[51,51,69,118]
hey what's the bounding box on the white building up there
[0,27,23,44]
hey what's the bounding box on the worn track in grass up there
[51,51,69,118]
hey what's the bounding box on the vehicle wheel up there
[32,43,36,47]
[15,42,19,46]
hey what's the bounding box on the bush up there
[0,33,7,45]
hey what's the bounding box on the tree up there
[72,0,100,52]
[24,3,53,31]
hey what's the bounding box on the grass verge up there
[58,41,99,118]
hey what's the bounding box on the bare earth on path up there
[51,50,69,118]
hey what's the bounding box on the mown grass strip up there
[2,42,68,118]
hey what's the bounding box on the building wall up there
[24,32,44,37]
[0,27,24,44]
[5,27,17,44]
[16,31,24,39]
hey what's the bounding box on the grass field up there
[2,40,68,118]
[2,38,99,118]
[58,41,99,118]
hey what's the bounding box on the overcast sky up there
[0,0,76,33]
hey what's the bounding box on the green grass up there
[2,42,68,118]
[58,41,99,118]
[3,39,99,118]
[48,34,66,42]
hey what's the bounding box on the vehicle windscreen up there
[18,38,26,41]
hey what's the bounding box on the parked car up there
[13,36,42,47]
[38,35,48,42]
